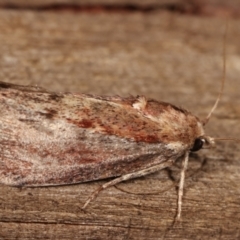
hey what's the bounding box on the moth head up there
[190,136,215,152]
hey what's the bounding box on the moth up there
[0,23,233,221]
[0,75,226,220]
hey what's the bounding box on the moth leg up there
[176,151,189,221]
[82,159,174,210]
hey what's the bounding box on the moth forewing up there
[0,84,194,185]
[0,80,209,221]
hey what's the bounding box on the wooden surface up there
[0,7,240,240]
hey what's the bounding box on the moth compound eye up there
[191,138,205,152]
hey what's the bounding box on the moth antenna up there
[202,21,228,126]
[214,138,240,142]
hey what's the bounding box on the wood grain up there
[0,9,239,240]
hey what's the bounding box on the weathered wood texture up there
[0,8,240,240]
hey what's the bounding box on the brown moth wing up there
[0,82,204,186]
